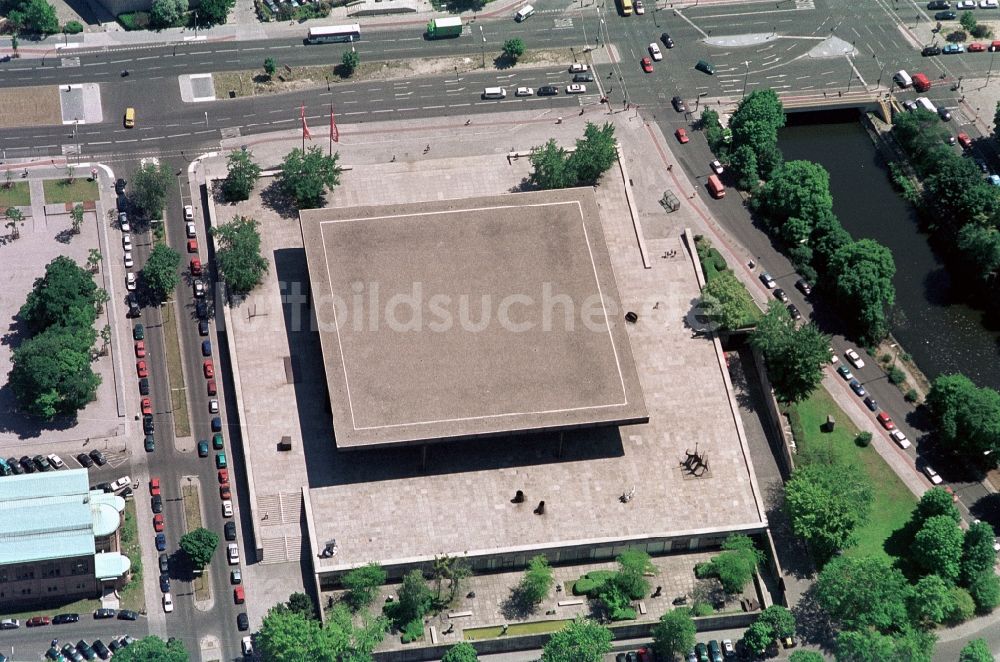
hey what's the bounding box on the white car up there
[185,221,197,238]
[922,465,943,485]
[890,430,911,449]
[241,637,254,656]
[209,399,219,414]
[222,500,234,518]
[566,84,586,94]
[162,593,174,613]
[829,347,839,363]
[47,454,64,469]
[193,280,205,298]
[569,63,589,73]
[119,217,130,233]
[958,0,976,7]
[649,43,662,61]
[515,86,534,97]
[122,234,132,251]
[981,0,998,8]
[710,160,724,175]
[124,251,133,268]
[759,272,777,289]
[184,205,194,221]
[110,475,131,492]
[126,272,136,291]
[228,542,240,565]
[634,0,644,13]
[845,348,865,369]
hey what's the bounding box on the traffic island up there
[182,483,212,602]
[162,301,191,438]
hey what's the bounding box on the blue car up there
[155,533,167,551]
[942,43,965,54]
[211,417,222,432]
[849,379,867,397]
[202,340,212,357]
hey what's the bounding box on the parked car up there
[145,435,156,452]
[198,440,210,457]
[863,396,879,411]
[77,452,95,468]
[159,574,170,593]
[26,615,50,627]
[773,288,788,303]
[228,542,241,565]
[163,593,174,613]
[942,43,965,53]
[934,10,958,19]
[203,360,214,378]
[845,348,865,368]
[849,379,866,397]
[133,324,144,340]
[675,128,689,143]
[199,320,210,336]
[649,43,663,60]
[537,85,558,96]
[136,360,147,378]
[152,494,163,513]
[786,304,802,321]
[153,514,165,532]
[640,57,653,73]
[225,521,237,541]
[573,72,594,82]
[52,613,80,624]
[566,83,586,94]
[661,32,675,48]
[890,429,911,448]
[234,585,245,604]
[156,533,167,551]
[672,96,687,112]
[223,500,234,517]
[710,160,724,175]
[837,365,855,381]
[231,568,242,584]
[957,132,972,149]
[91,639,111,660]
[877,411,895,430]
[795,278,812,295]
[213,433,225,449]
[117,609,138,621]
[923,464,944,484]
[569,62,589,72]
[515,86,534,97]
[759,272,777,289]
[237,612,249,630]
[89,449,106,466]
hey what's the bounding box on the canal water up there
[778,112,1000,391]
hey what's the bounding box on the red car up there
[877,411,895,430]
[136,360,148,378]
[190,258,203,276]
[957,132,972,149]
[207,379,217,396]
[203,360,214,378]
[26,616,51,627]
[153,514,164,532]
[141,397,152,416]
[218,468,229,485]
[187,239,198,253]
[150,478,161,496]
[675,128,689,144]
[640,56,653,73]
[220,484,232,499]
[134,340,145,358]
[234,585,245,604]
[968,42,986,52]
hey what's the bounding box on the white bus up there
[306,24,362,44]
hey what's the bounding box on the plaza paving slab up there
[299,190,647,449]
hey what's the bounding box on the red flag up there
[300,104,312,140]
[330,104,339,143]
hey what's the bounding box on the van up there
[915,96,937,115]
[707,174,725,199]
[912,72,931,92]
[892,70,912,88]
[990,40,1000,52]
[124,107,135,128]
[514,4,534,21]
[482,86,507,99]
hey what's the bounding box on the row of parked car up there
[45,633,138,661]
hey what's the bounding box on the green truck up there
[427,16,463,38]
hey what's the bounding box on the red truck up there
[707,174,726,199]
[912,72,931,92]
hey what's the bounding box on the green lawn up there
[0,596,101,623]
[0,181,30,207]
[42,177,99,204]
[790,389,916,561]
[118,499,145,613]
[465,619,573,640]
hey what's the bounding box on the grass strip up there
[119,499,146,612]
[182,485,211,601]
[161,301,191,437]
[42,177,99,204]
[0,181,30,207]
[465,619,574,640]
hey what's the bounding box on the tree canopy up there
[701,271,760,331]
[925,373,1000,458]
[278,147,342,209]
[142,243,182,302]
[502,38,525,60]
[529,122,618,189]
[694,534,763,594]
[518,555,555,607]
[815,555,911,633]
[540,618,612,662]
[650,607,696,660]
[783,461,873,564]
[131,161,173,219]
[961,520,998,584]
[150,0,187,27]
[108,636,188,662]
[342,562,386,611]
[9,325,100,419]
[19,255,98,334]
[7,0,59,34]
[750,302,830,402]
[211,215,269,295]
[222,149,262,202]
[728,89,785,183]
[197,0,235,25]
[754,160,834,244]
[827,239,897,343]
[258,602,387,662]
[441,642,479,662]
[959,639,993,662]
[529,139,577,189]
[834,627,935,662]
[179,527,219,570]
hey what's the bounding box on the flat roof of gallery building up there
[299,189,647,449]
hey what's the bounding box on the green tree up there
[264,57,277,78]
[962,521,997,584]
[529,139,576,189]
[518,555,555,607]
[540,618,612,662]
[70,203,85,234]
[10,0,59,34]
[278,146,342,209]
[10,33,18,56]
[960,10,977,32]
[19,255,97,334]
[758,605,795,638]
[142,243,182,302]
[431,555,470,604]
[959,639,993,662]
[222,148,262,202]
[5,206,24,241]
[650,607,696,660]
[956,224,1000,286]
[211,215,268,294]
[753,160,834,244]
[815,555,911,632]
[196,0,235,25]
[729,89,785,181]
[913,486,962,525]
[109,635,188,662]
[131,160,173,219]
[947,586,976,624]
[392,569,432,626]
[828,239,896,343]
[100,324,111,354]
[750,302,830,402]
[569,122,617,185]
[908,574,954,627]
[343,562,386,611]
[924,156,1000,236]
[341,50,360,76]
[63,19,83,33]
[87,248,102,273]
[783,461,873,564]
[614,549,655,600]
[287,592,316,620]
[967,570,1000,614]
[150,0,187,27]
[502,37,525,61]
[178,527,219,570]
[94,288,110,315]
[742,620,773,656]
[9,326,100,419]
[441,642,479,662]
[835,628,935,662]
[257,606,331,661]
[694,534,763,594]
[789,652,825,662]
[701,271,759,330]
[926,373,1000,458]
[728,144,760,191]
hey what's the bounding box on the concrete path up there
[28,178,46,233]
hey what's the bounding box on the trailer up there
[427,17,463,38]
